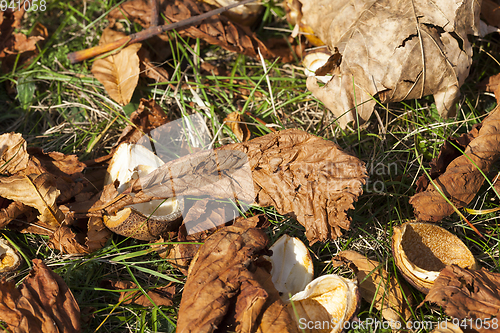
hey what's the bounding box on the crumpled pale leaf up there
[410,105,500,221]
[0,174,64,227]
[91,27,141,106]
[103,129,366,244]
[331,250,413,326]
[0,259,81,333]
[0,132,29,175]
[108,0,274,60]
[221,129,367,244]
[424,265,500,333]
[102,280,175,307]
[297,0,481,128]
[177,215,297,333]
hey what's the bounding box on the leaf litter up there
[5,0,500,329]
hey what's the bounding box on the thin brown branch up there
[67,0,257,64]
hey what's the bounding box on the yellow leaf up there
[91,28,141,106]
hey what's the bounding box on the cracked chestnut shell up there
[103,143,183,240]
[392,222,478,293]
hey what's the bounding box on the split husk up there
[103,143,183,240]
[392,222,478,293]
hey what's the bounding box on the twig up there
[67,0,256,64]
[150,0,159,27]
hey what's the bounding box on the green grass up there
[1,1,500,332]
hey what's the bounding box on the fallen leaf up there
[415,125,480,193]
[224,112,251,142]
[478,72,500,103]
[424,265,500,333]
[0,174,64,227]
[115,98,170,147]
[0,132,29,175]
[221,129,367,244]
[297,0,480,128]
[49,185,115,254]
[102,280,175,307]
[481,0,500,29]
[0,259,81,333]
[176,215,296,332]
[167,199,230,274]
[91,27,141,106]
[0,201,33,230]
[410,105,500,221]
[331,250,414,326]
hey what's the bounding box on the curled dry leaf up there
[200,0,264,26]
[410,106,500,221]
[424,265,500,333]
[392,222,478,293]
[91,27,141,106]
[0,174,64,228]
[331,250,413,326]
[176,215,299,333]
[0,132,29,175]
[295,0,480,128]
[166,199,230,274]
[0,259,81,333]
[224,111,251,142]
[221,129,367,244]
[102,280,175,307]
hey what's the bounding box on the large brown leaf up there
[331,250,414,326]
[298,0,480,128]
[176,215,297,333]
[91,28,141,106]
[0,174,64,227]
[221,129,367,244]
[0,259,81,333]
[410,105,500,221]
[0,132,29,175]
[424,265,500,333]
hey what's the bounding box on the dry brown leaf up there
[481,0,500,29]
[166,199,230,274]
[49,185,115,254]
[0,132,29,175]
[224,112,251,142]
[115,98,170,147]
[410,105,500,221]
[0,201,32,229]
[297,0,480,128]
[0,259,81,333]
[102,280,175,307]
[176,215,272,332]
[424,265,500,333]
[91,28,141,106]
[0,174,64,227]
[331,250,413,326]
[221,129,367,244]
